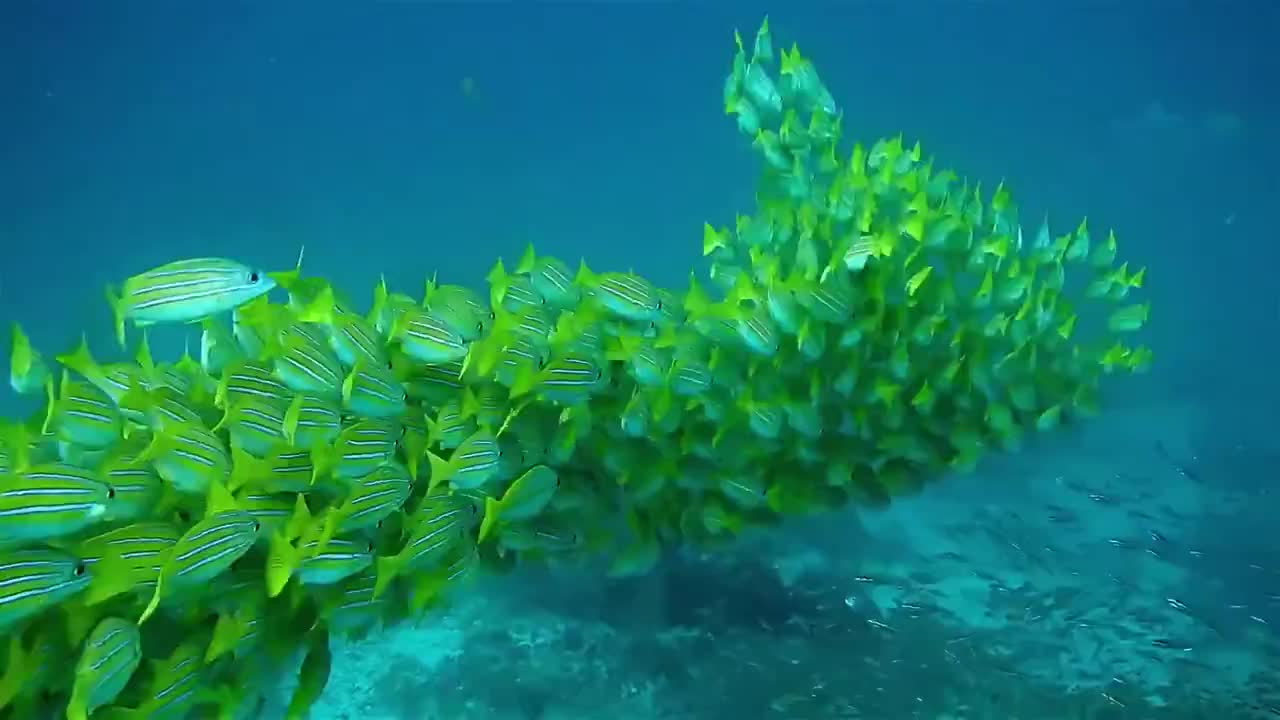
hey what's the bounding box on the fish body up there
[108,258,276,346]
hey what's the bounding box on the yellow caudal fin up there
[266,531,300,598]
[104,285,127,349]
[137,572,165,625]
[477,496,502,544]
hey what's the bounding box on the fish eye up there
[176,510,191,523]
[251,520,261,533]
[489,310,496,320]
[366,541,375,552]
[475,321,483,333]
[73,563,86,577]
[105,486,116,499]
[250,271,260,283]
[540,296,547,305]
[595,369,604,381]
[656,300,663,311]
[537,357,548,369]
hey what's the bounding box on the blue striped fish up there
[510,352,605,405]
[607,335,669,387]
[141,418,229,496]
[426,398,475,451]
[44,372,122,450]
[216,360,293,410]
[576,261,663,322]
[390,307,471,365]
[405,542,479,612]
[266,530,374,596]
[313,420,399,483]
[425,428,501,491]
[234,490,297,538]
[489,335,550,389]
[229,446,314,494]
[96,444,163,523]
[103,634,208,719]
[327,306,388,368]
[341,360,406,419]
[216,398,287,457]
[397,356,466,405]
[295,536,375,587]
[207,594,267,662]
[317,461,413,547]
[106,258,276,348]
[0,463,114,542]
[425,282,493,342]
[137,485,260,624]
[466,384,509,429]
[318,567,385,634]
[372,488,476,598]
[515,244,581,309]
[368,276,420,337]
[486,258,547,314]
[498,520,582,554]
[0,547,91,631]
[76,521,180,605]
[66,617,142,720]
[270,329,344,400]
[282,394,342,450]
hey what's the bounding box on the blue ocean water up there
[2,2,1278,718]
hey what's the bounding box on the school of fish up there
[0,18,1151,720]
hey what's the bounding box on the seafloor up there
[259,396,1275,720]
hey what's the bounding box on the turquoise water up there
[3,3,1277,718]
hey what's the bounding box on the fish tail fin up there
[315,512,339,557]
[515,242,537,274]
[285,495,312,541]
[104,285,126,349]
[485,259,510,307]
[297,285,335,325]
[282,394,304,446]
[94,706,138,720]
[137,574,164,625]
[81,559,135,606]
[477,496,502,543]
[425,451,451,491]
[372,554,401,600]
[65,689,89,720]
[0,425,30,475]
[368,275,389,328]
[266,531,299,598]
[55,334,105,387]
[227,446,264,492]
[207,611,243,663]
[0,634,32,709]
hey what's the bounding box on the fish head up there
[234,265,278,304]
